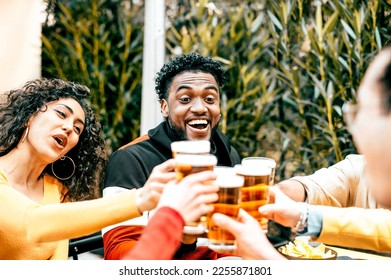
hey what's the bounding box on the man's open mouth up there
[187,119,209,130]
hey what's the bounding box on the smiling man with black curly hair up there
[102,53,241,260]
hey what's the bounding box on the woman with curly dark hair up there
[0,78,219,260]
[0,78,107,202]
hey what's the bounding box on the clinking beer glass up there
[174,153,217,235]
[171,140,211,157]
[241,157,276,185]
[207,169,243,254]
[234,163,272,230]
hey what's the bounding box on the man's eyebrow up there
[176,85,219,92]
[57,103,85,126]
[176,85,191,91]
[204,85,219,91]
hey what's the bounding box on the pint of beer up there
[175,154,218,234]
[234,164,272,230]
[241,157,276,185]
[207,171,243,253]
[171,140,211,157]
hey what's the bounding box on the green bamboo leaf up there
[250,14,264,33]
[333,105,342,117]
[354,9,361,35]
[267,10,283,31]
[326,81,334,100]
[340,19,356,40]
[282,94,299,109]
[282,138,290,150]
[307,29,321,54]
[338,56,349,70]
[281,1,287,26]
[267,20,278,39]
[316,4,323,42]
[301,18,308,36]
[314,85,320,99]
[322,11,339,35]
[375,27,382,49]
[340,28,352,49]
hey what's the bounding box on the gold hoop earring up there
[20,127,29,144]
[51,156,76,180]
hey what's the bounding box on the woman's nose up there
[62,123,72,132]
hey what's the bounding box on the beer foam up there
[175,154,217,166]
[242,157,276,168]
[234,164,271,176]
[208,244,237,254]
[183,225,206,235]
[171,140,210,154]
[215,174,244,188]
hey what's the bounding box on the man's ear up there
[160,99,169,118]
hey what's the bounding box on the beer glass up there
[175,153,217,234]
[207,170,243,253]
[171,140,210,157]
[241,157,276,185]
[234,163,272,230]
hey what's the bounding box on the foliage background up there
[42,0,391,181]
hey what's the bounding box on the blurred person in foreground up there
[213,46,391,259]
[102,53,241,260]
[0,78,218,259]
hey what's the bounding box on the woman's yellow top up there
[0,170,140,260]
[0,171,68,259]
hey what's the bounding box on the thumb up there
[236,208,255,223]
[258,203,279,220]
[212,213,242,236]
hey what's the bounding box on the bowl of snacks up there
[278,236,337,260]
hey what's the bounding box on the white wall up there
[0,0,43,94]
[140,0,165,135]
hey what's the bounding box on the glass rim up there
[175,153,217,166]
[171,140,211,153]
[234,163,272,176]
[241,157,276,168]
[215,173,244,187]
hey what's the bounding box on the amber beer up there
[241,157,276,185]
[171,140,210,158]
[234,164,272,230]
[175,154,217,234]
[207,172,243,253]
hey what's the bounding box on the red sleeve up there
[103,207,230,260]
[103,224,144,260]
[174,244,234,260]
[120,207,185,260]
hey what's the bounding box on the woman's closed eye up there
[55,109,66,118]
[73,125,82,135]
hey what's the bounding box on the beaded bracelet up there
[293,202,308,233]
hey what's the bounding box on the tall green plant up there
[42,0,144,152]
[42,0,390,181]
[166,0,390,180]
